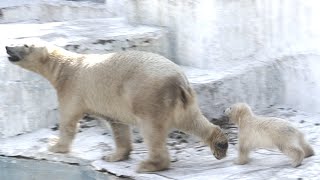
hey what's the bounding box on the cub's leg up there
[103,122,132,162]
[234,143,250,165]
[48,105,83,153]
[299,135,314,158]
[280,144,304,167]
[136,120,170,173]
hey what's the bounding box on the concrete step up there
[1,18,169,56]
[0,0,112,23]
[186,54,320,119]
[183,57,284,119]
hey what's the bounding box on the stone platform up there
[0,106,319,180]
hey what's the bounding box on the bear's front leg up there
[234,143,250,165]
[49,106,83,153]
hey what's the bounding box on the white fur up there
[6,44,229,172]
[225,103,314,167]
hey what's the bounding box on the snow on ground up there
[0,106,319,180]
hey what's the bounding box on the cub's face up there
[5,44,48,71]
[224,103,251,124]
[224,104,237,124]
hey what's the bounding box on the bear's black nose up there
[5,46,13,54]
[5,46,17,56]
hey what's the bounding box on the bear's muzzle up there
[5,46,21,62]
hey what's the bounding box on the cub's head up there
[224,103,253,125]
[207,126,229,160]
[5,44,49,72]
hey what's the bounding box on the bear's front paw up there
[48,143,70,153]
[103,151,129,162]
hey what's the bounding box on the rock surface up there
[0,0,113,23]
[126,0,320,69]
[0,106,319,179]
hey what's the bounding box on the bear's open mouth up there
[8,55,21,62]
[6,47,21,62]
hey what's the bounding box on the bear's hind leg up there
[136,118,170,173]
[299,136,314,158]
[103,122,132,162]
[280,144,304,167]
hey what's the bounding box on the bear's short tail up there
[179,86,195,109]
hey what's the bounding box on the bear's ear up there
[39,47,49,63]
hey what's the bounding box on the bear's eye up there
[24,44,29,48]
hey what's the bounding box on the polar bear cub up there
[224,103,314,167]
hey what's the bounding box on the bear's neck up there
[236,113,254,127]
[40,50,83,90]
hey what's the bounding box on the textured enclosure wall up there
[0,0,113,23]
[1,0,320,137]
[126,0,320,69]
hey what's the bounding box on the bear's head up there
[5,44,48,72]
[224,103,253,125]
[206,126,229,160]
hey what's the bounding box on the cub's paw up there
[291,160,302,168]
[233,158,249,165]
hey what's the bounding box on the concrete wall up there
[0,53,58,137]
[0,0,113,23]
[2,0,320,137]
[125,0,320,69]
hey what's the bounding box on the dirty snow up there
[0,107,319,180]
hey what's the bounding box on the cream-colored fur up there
[224,103,314,167]
[5,44,228,172]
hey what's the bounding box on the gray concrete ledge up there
[0,156,119,180]
[0,107,319,180]
[0,0,113,23]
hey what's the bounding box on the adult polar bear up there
[5,43,228,172]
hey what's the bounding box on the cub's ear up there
[224,107,231,116]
